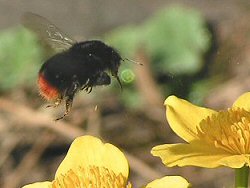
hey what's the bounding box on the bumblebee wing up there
[21,12,76,52]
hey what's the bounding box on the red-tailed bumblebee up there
[22,12,123,120]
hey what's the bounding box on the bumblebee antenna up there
[123,58,143,65]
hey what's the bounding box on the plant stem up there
[235,166,249,188]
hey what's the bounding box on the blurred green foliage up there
[105,5,212,108]
[188,79,214,105]
[107,6,210,75]
[0,27,43,91]
[106,25,141,58]
[143,6,210,75]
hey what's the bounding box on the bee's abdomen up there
[39,52,91,94]
[38,72,60,101]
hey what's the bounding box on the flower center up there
[197,108,250,154]
[50,166,131,188]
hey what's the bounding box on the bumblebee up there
[22,12,123,120]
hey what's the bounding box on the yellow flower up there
[22,135,191,188]
[22,135,130,188]
[145,176,190,188]
[152,92,250,168]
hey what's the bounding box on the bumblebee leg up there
[81,85,87,90]
[81,72,110,93]
[82,85,92,93]
[54,82,79,121]
[85,86,92,93]
[54,98,73,121]
[46,97,62,108]
[81,79,90,90]
[82,83,93,93]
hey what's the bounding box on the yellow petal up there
[151,141,245,168]
[22,182,51,188]
[55,135,129,179]
[165,96,216,142]
[217,155,250,168]
[233,92,250,111]
[145,176,190,188]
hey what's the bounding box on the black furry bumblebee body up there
[22,12,123,120]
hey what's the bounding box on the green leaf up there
[0,27,43,91]
[105,25,142,58]
[143,6,210,75]
[106,5,211,75]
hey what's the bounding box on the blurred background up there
[0,0,250,187]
